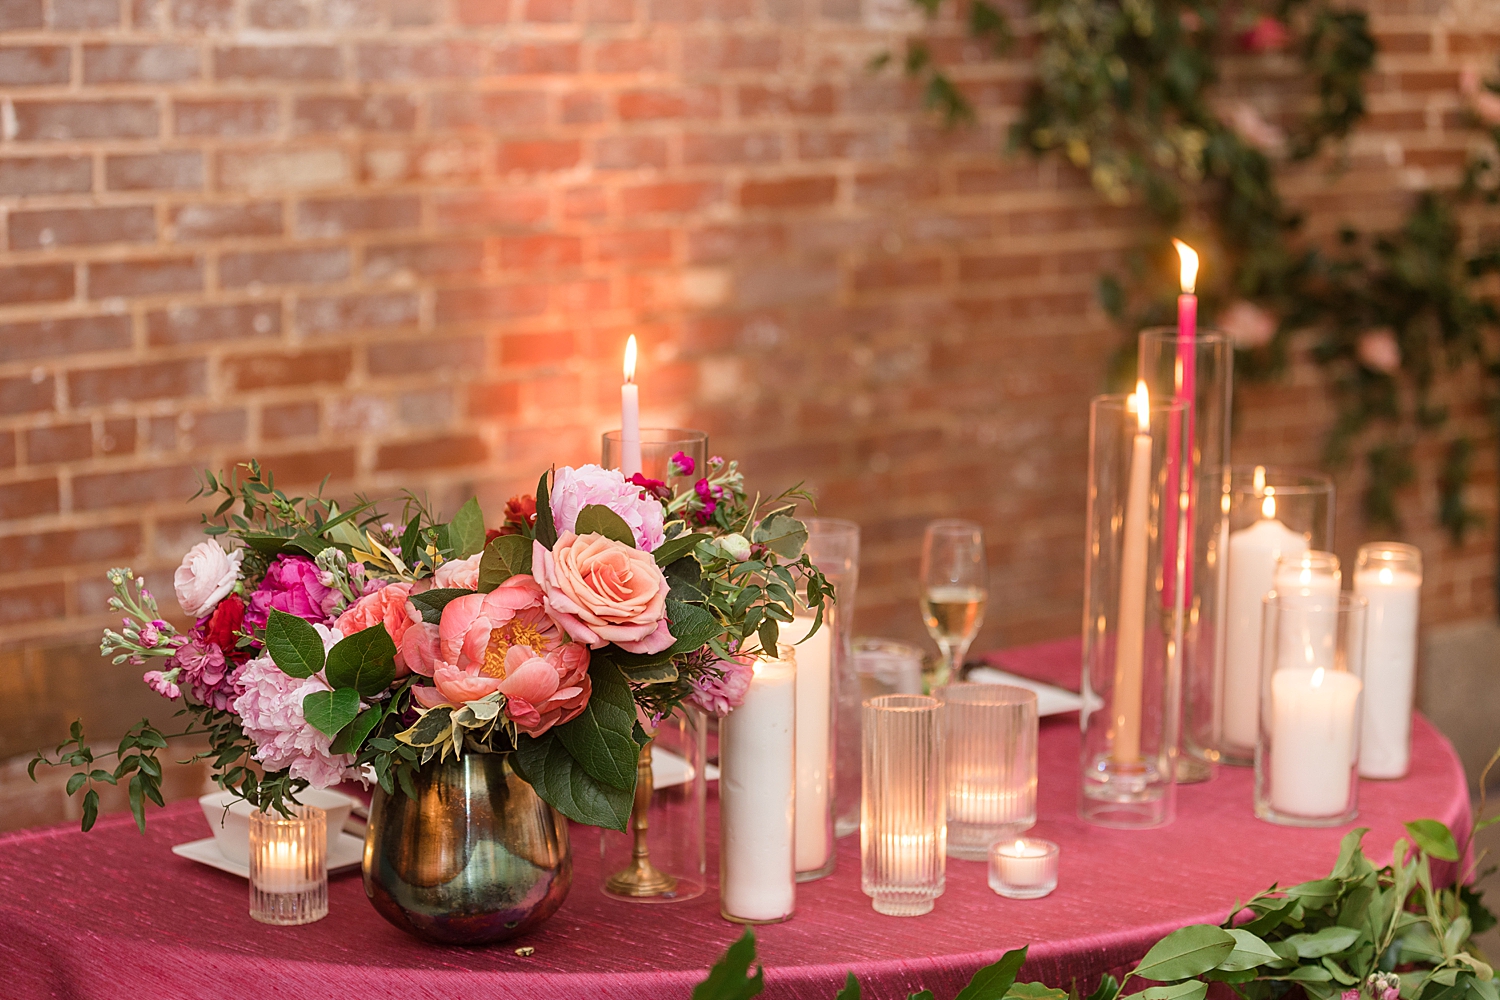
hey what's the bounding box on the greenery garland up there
[883,0,1500,557]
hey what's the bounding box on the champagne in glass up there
[919,521,988,686]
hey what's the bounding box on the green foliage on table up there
[879,0,1500,540]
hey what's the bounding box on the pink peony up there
[414,643,592,737]
[244,555,341,632]
[232,652,356,788]
[532,532,673,654]
[1357,328,1401,373]
[1220,300,1277,350]
[687,655,753,717]
[550,464,666,552]
[173,540,243,618]
[334,582,422,676]
[433,553,482,590]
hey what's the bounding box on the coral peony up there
[433,552,482,590]
[532,532,673,654]
[173,541,243,618]
[1220,300,1277,350]
[413,643,591,737]
[550,465,665,552]
[334,582,421,675]
[244,555,341,632]
[1357,328,1401,373]
[687,654,753,717]
[233,652,355,788]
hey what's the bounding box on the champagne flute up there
[919,520,988,687]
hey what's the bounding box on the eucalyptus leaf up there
[324,623,398,697]
[1131,925,1236,982]
[954,946,1027,1000]
[575,504,635,548]
[1005,985,1067,1000]
[302,688,360,736]
[478,534,531,592]
[1286,879,1342,908]
[554,659,641,792]
[1406,819,1461,862]
[448,497,487,558]
[264,609,325,679]
[514,730,632,831]
[1085,974,1120,1000]
[408,587,475,625]
[1138,983,1208,1000]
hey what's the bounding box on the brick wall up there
[0,0,1496,755]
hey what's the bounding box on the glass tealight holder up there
[988,838,1059,900]
[938,683,1038,860]
[1255,591,1368,827]
[862,694,945,917]
[1355,543,1422,779]
[841,638,923,841]
[602,427,709,484]
[249,804,328,925]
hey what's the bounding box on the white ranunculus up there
[173,541,244,618]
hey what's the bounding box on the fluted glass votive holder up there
[861,694,944,917]
[938,683,1038,860]
[249,804,328,925]
[988,838,1059,899]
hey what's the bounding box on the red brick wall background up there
[0,0,1496,755]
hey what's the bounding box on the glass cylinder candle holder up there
[249,804,328,925]
[1255,591,1367,827]
[988,838,1059,900]
[841,638,923,839]
[602,427,708,484]
[938,683,1038,859]
[1079,391,1187,830]
[1355,542,1422,779]
[862,694,945,917]
[1138,327,1232,784]
[719,646,797,924]
[799,520,863,842]
[1218,467,1335,765]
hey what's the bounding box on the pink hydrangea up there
[244,555,342,632]
[232,646,356,788]
[687,655,753,717]
[550,464,665,552]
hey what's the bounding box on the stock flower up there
[497,494,539,537]
[1357,328,1401,373]
[1240,16,1290,53]
[334,582,422,675]
[629,473,672,503]
[550,465,665,552]
[138,620,168,649]
[692,478,724,526]
[1220,300,1277,350]
[670,451,695,476]
[233,650,355,788]
[532,532,673,654]
[143,668,181,700]
[687,654,753,717]
[433,553,482,590]
[173,541,243,618]
[244,555,341,632]
[171,638,238,711]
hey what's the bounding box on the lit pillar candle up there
[1110,381,1152,764]
[780,612,833,876]
[1269,666,1362,818]
[620,334,642,478]
[1272,551,1341,672]
[1355,544,1422,779]
[1221,487,1308,750]
[719,650,796,923]
[1161,239,1199,613]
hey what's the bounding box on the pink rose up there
[532,532,673,654]
[550,464,666,552]
[1220,300,1277,350]
[334,582,421,676]
[433,553,482,590]
[173,541,244,618]
[1357,328,1401,373]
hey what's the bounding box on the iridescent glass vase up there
[363,752,571,944]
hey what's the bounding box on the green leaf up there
[1138,984,1207,1000]
[835,973,861,1000]
[750,513,808,560]
[1406,819,1461,862]
[554,659,641,792]
[615,656,678,683]
[534,472,558,549]
[955,946,1028,1000]
[81,789,99,831]
[408,587,474,625]
[65,772,85,796]
[1219,929,1283,971]
[654,532,707,567]
[396,706,454,748]
[302,688,360,736]
[1285,878,1342,908]
[667,557,706,601]
[264,609,326,679]
[692,930,764,1000]
[1086,974,1120,1000]
[447,497,486,558]
[478,534,531,592]
[1006,985,1067,1000]
[1131,925,1236,982]
[909,993,936,1000]
[665,599,721,655]
[1285,926,1360,959]
[514,730,632,831]
[324,623,398,697]
[1274,966,1333,984]
[329,707,382,755]
[575,504,635,548]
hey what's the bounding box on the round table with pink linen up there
[0,639,1472,1000]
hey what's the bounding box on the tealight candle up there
[249,805,328,925]
[988,838,1059,900]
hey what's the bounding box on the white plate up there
[651,745,720,788]
[962,667,1091,716]
[172,832,366,879]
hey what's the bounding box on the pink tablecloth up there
[0,638,1471,1000]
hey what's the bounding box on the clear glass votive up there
[988,838,1059,899]
[1355,542,1422,780]
[249,804,328,925]
[938,683,1038,860]
[862,694,945,917]
[602,427,708,483]
[1255,591,1367,827]
[840,638,923,840]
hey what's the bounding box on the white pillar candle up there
[1272,553,1340,673]
[1110,382,1152,764]
[620,334,642,478]
[781,612,833,874]
[1269,667,1362,818]
[1221,496,1308,750]
[1355,547,1421,779]
[719,653,796,922]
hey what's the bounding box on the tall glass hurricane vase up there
[1137,327,1232,783]
[919,521,988,688]
[861,694,945,916]
[1079,391,1187,829]
[599,427,709,902]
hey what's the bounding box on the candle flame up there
[1379,566,1393,584]
[1311,667,1325,688]
[1262,494,1276,519]
[1132,380,1150,432]
[1173,239,1199,294]
[1253,465,1266,495]
[1014,839,1026,852]
[623,334,638,383]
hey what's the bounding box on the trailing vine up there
[886,0,1500,557]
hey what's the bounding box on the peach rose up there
[433,553,482,590]
[413,643,592,737]
[333,582,421,677]
[531,532,673,654]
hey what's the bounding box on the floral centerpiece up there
[37,455,830,833]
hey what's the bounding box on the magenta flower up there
[629,472,671,503]
[244,554,341,632]
[670,451,695,477]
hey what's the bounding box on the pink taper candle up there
[621,335,642,478]
[1160,240,1198,613]
[1112,381,1153,764]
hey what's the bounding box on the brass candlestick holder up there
[604,740,678,898]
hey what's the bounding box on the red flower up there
[497,494,539,536]
[201,592,247,662]
[629,473,671,503]
[1241,16,1290,53]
